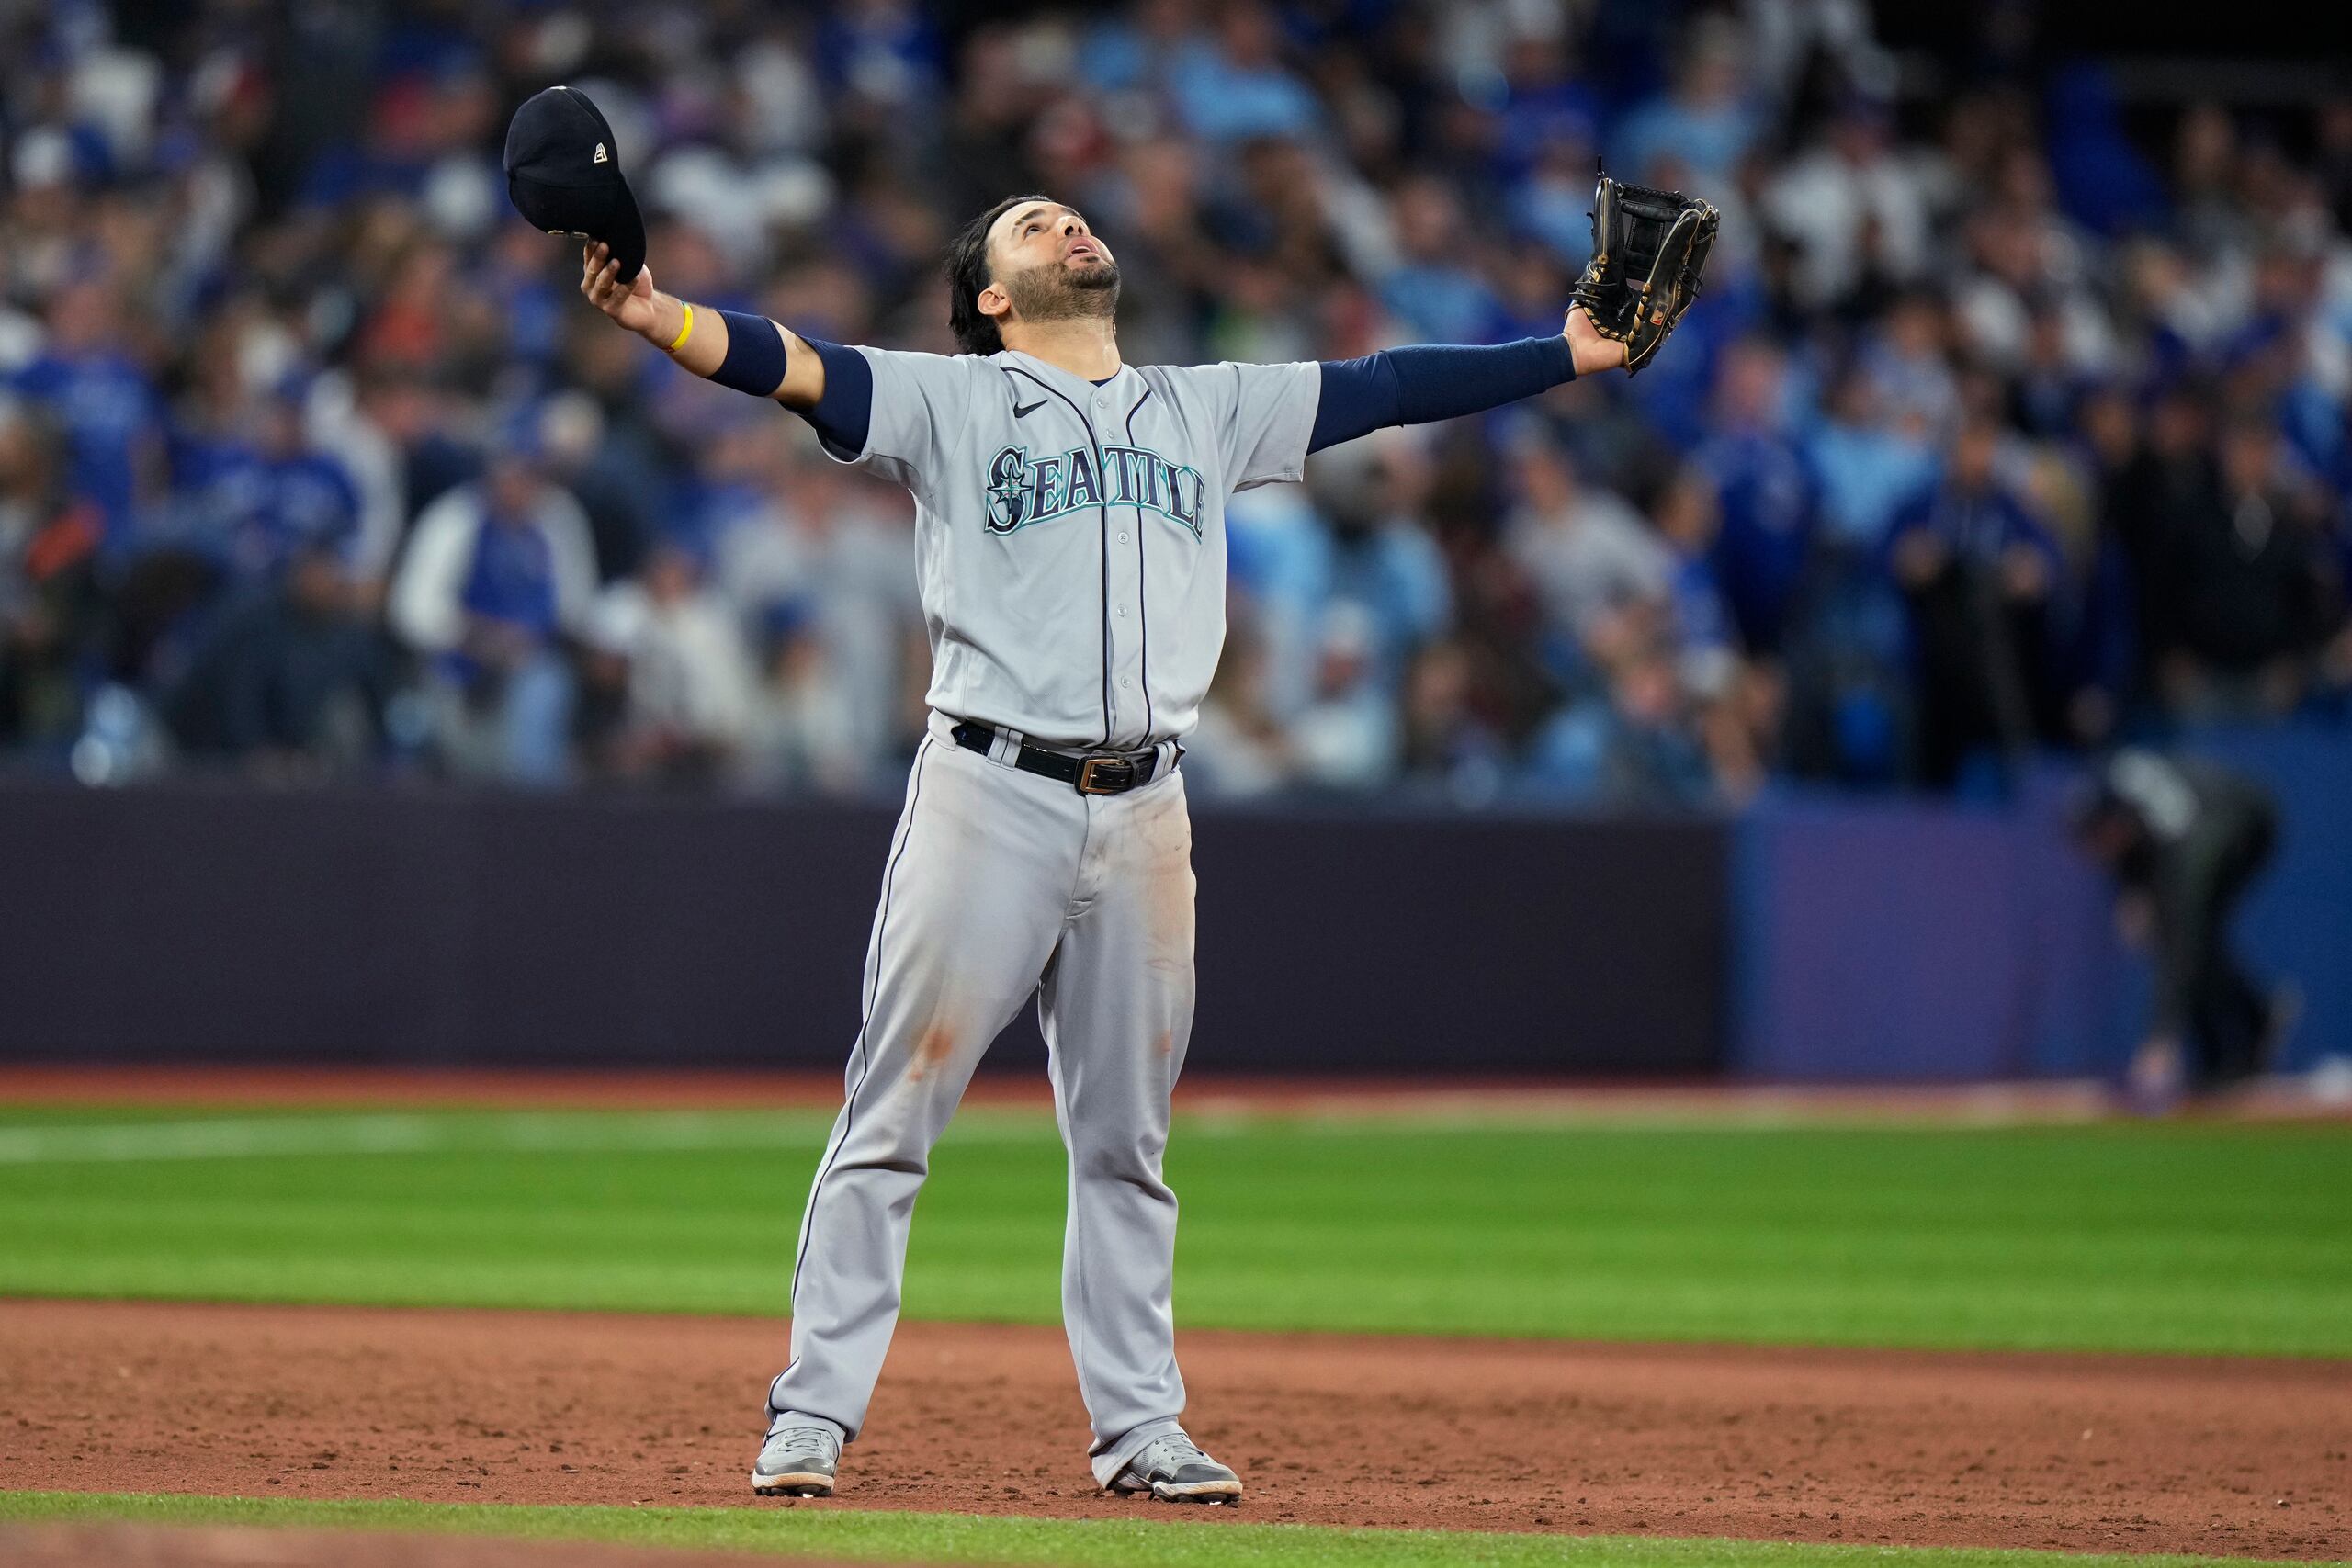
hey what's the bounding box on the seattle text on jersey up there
[984,442,1209,539]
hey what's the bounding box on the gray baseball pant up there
[768,710,1195,1485]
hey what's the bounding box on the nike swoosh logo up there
[1013,400,1048,419]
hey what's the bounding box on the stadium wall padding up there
[1734,725,2352,1080]
[1732,776,2133,1082]
[0,782,1728,1075]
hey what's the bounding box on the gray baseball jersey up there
[835,345,1320,747]
[763,343,1320,1494]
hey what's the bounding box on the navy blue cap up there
[504,85,646,285]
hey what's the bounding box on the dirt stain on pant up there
[907,1018,957,1083]
[1137,799,1195,984]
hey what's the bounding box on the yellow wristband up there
[666,302,695,354]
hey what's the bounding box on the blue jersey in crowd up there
[10,349,164,539]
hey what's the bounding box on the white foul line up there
[0,1109,1054,1166]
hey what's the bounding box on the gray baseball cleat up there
[1107,1429,1242,1505]
[751,1416,841,1497]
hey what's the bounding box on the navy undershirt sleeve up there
[1307,335,1577,454]
[711,310,790,398]
[789,337,874,459]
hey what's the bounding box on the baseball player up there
[579,185,1706,1505]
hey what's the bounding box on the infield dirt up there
[3,1300,2344,1561]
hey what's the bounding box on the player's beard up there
[1001,255,1121,330]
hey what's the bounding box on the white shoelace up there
[765,1424,840,1461]
[1136,1431,1211,1472]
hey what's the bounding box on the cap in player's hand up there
[504,85,647,285]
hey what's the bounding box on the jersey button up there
[1121,678,1133,689]
[1117,531,1129,543]
[1118,606,1128,617]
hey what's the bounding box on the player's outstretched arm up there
[1305,308,1624,457]
[580,242,825,410]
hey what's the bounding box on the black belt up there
[949,719,1166,795]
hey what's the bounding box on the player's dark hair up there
[947,193,1051,355]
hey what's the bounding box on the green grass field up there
[0,1490,2331,1568]
[1,1104,2346,1355]
[5,1100,2348,1568]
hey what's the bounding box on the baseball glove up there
[1570,172,1720,377]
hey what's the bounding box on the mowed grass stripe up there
[3,1491,2335,1568]
[0,1109,1062,1164]
[0,1108,2346,1356]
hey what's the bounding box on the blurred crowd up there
[4,0,2351,806]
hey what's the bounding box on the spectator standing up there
[1376,176,1510,345]
[1167,3,1322,146]
[1306,433,1453,694]
[1503,439,1673,672]
[1396,637,1508,802]
[2154,416,2338,719]
[592,541,758,785]
[1653,466,1765,798]
[0,402,102,750]
[1858,291,1962,443]
[1807,366,1939,552]
[8,278,166,544]
[737,597,871,798]
[1610,16,1760,189]
[196,383,366,585]
[1524,638,1718,808]
[1185,611,1295,798]
[388,433,597,785]
[716,438,922,789]
[1762,96,1930,314]
[162,543,391,775]
[1697,339,1816,659]
[1886,415,2064,789]
[1292,602,1401,791]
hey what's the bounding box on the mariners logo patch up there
[985,444,1207,538]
